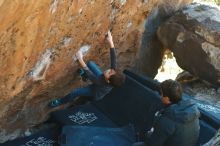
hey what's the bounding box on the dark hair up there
[160,79,182,104]
[109,72,125,87]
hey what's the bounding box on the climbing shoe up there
[49,98,62,107]
[78,68,88,82]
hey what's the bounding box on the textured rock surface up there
[134,1,193,77]
[0,0,192,142]
[157,3,220,86]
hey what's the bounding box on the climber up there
[132,79,200,146]
[49,31,125,107]
[143,79,200,146]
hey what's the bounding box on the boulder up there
[157,3,220,86]
[134,0,192,77]
[0,0,192,142]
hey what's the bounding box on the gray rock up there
[157,3,220,86]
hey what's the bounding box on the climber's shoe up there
[49,98,63,108]
[78,68,88,82]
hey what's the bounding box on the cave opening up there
[155,50,183,82]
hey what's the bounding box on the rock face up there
[0,0,192,142]
[157,3,220,86]
[134,1,193,78]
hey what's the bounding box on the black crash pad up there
[123,70,161,94]
[196,102,220,130]
[0,127,60,146]
[198,120,217,145]
[184,94,220,129]
[51,103,117,127]
[94,75,164,132]
[60,125,135,146]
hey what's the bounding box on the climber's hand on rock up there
[106,31,113,42]
[106,30,114,48]
[76,51,83,61]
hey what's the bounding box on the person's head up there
[160,79,182,105]
[104,69,125,87]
